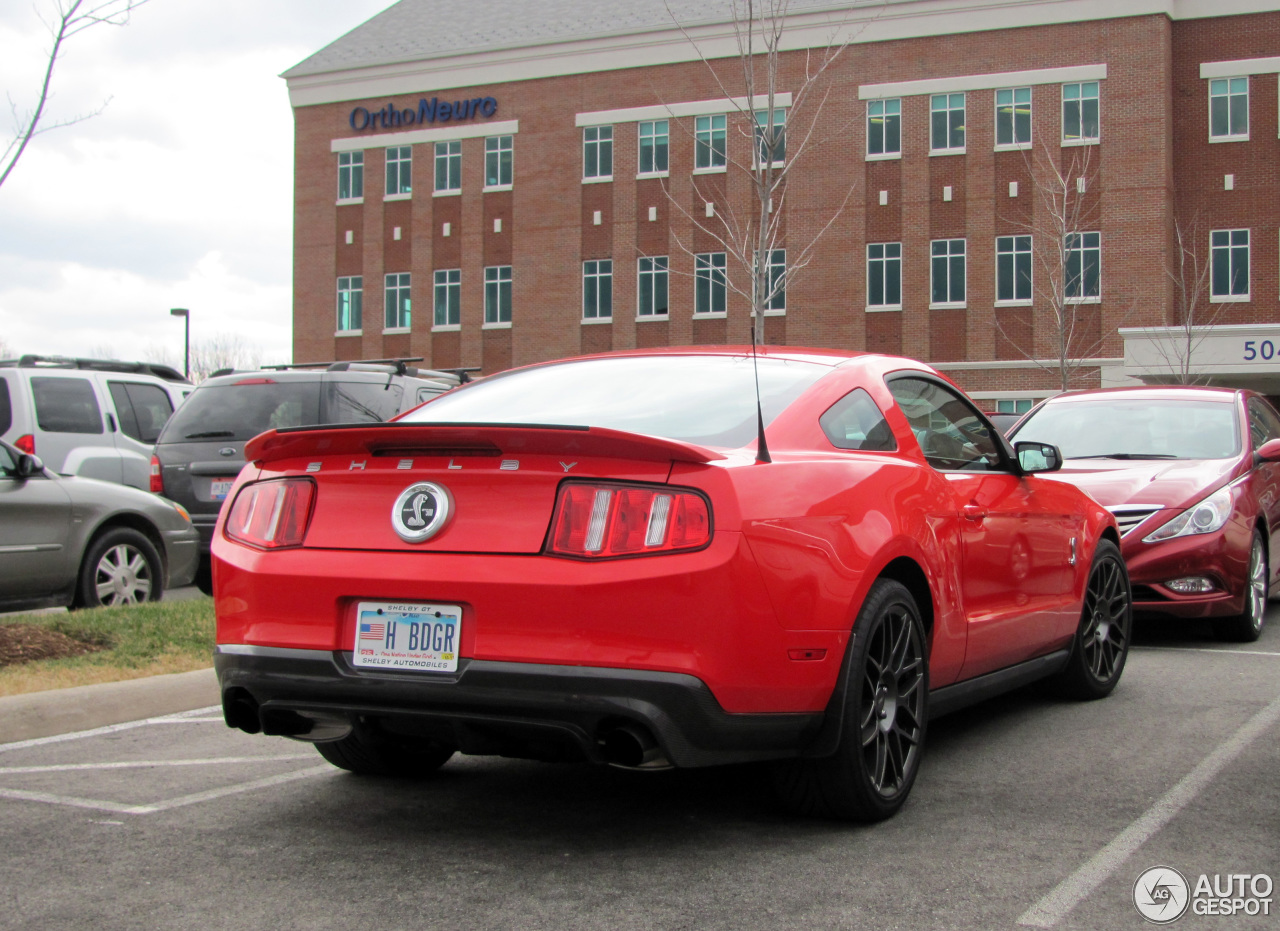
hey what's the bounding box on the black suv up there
[151,360,468,593]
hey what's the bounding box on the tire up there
[773,579,928,822]
[1051,538,1131,700]
[1214,530,1267,643]
[315,721,455,777]
[74,527,164,608]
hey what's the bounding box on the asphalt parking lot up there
[0,611,1276,931]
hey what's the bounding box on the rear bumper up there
[215,645,823,768]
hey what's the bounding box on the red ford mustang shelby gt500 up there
[213,349,1130,821]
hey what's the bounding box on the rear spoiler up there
[243,422,725,466]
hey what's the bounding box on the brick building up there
[284,0,1280,410]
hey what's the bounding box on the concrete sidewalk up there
[0,668,220,744]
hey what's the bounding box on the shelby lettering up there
[350,97,498,131]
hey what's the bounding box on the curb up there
[0,668,220,745]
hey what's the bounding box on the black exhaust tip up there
[600,724,671,770]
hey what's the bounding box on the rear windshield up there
[1015,398,1240,460]
[159,382,322,443]
[402,355,830,447]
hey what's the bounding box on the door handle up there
[962,504,987,521]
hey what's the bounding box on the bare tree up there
[664,0,871,343]
[2,0,150,192]
[1149,214,1220,384]
[142,334,263,382]
[0,336,13,359]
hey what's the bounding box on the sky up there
[0,0,395,368]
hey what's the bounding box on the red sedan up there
[213,349,1128,821]
[1011,386,1280,642]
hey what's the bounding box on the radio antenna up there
[751,314,771,464]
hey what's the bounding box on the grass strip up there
[0,598,215,697]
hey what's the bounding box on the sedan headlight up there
[1144,486,1232,543]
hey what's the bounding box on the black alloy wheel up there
[1214,530,1268,643]
[772,579,928,822]
[1053,538,1131,699]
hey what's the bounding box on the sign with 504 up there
[1243,339,1277,362]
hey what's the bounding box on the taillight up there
[149,455,164,494]
[224,478,315,549]
[15,434,34,455]
[547,482,711,558]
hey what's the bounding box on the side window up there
[1248,398,1280,450]
[122,383,174,443]
[0,442,14,474]
[108,382,140,440]
[324,380,405,423]
[31,377,103,434]
[0,377,12,435]
[887,376,1002,472]
[820,388,896,451]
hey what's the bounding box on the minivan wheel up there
[75,528,164,608]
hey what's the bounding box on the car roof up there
[1041,385,1243,405]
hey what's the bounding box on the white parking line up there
[1017,692,1280,927]
[1131,647,1280,658]
[0,705,223,755]
[0,755,312,774]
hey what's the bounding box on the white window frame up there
[754,108,786,167]
[484,135,513,190]
[637,120,669,177]
[338,151,364,203]
[694,114,727,172]
[637,256,670,319]
[583,125,613,182]
[434,140,461,195]
[483,266,512,326]
[337,276,363,333]
[1209,77,1249,142]
[385,146,412,199]
[1210,229,1251,302]
[694,252,727,317]
[930,239,967,309]
[867,98,902,160]
[867,243,903,312]
[995,235,1033,305]
[384,272,411,331]
[930,93,966,154]
[1064,231,1101,303]
[433,268,461,329]
[995,87,1032,150]
[582,259,613,321]
[1062,82,1100,145]
[762,249,786,314]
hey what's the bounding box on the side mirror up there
[1015,441,1062,473]
[16,454,44,478]
[1257,438,1280,463]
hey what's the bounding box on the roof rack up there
[0,354,190,384]
[260,358,481,384]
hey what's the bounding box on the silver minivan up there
[0,355,192,490]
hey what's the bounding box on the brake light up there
[224,478,315,549]
[15,434,34,455]
[149,454,164,494]
[547,482,711,558]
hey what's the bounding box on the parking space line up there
[0,787,152,815]
[1130,647,1280,657]
[1016,692,1280,928]
[0,706,222,755]
[0,755,312,774]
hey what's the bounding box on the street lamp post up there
[170,308,189,379]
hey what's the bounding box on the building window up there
[996,235,1032,303]
[867,99,901,156]
[637,257,670,317]
[995,87,1031,148]
[485,135,512,187]
[1211,229,1250,300]
[433,269,460,327]
[763,249,786,311]
[1065,232,1101,301]
[695,252,727,315]
[867,243,902,309]
[384,272,411,329]
[995,398,1035,415]
[583,260,613,320]
[484,266,512,324]
[695,115,727,169]
[338,151,363,200]
[754,108,786,165]
[583,125,613,180]
[1209,77,1248,140]
[337,276,362,331]
[385,146,412,196]
[1062,82,1100,143]
[931,239,966,306]
[435,140,461,193]
[930,93,965,152]
[638,120,669,174]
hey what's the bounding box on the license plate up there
[353,602,461,672]
[210,479,235,500]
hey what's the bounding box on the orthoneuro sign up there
[349,96,498,132]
